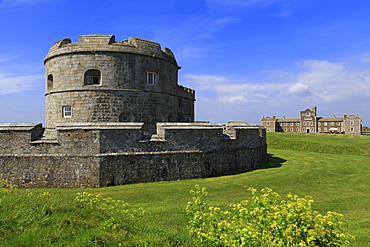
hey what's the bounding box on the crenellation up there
[1,34,267,188]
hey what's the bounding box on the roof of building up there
[276,118,300,122]
[317,117,344,122]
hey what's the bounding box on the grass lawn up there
[1,132,369,246]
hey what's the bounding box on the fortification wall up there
[0,154,100,188]
[0,122,266,188]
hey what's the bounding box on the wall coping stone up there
[0,123,42,131]
[56,122,144,130]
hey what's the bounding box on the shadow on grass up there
[215,153,287,177]
[254,153,287,170]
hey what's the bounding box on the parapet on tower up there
[0,34,267,188]
[44,35,195,132]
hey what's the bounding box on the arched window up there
[47,74,53,90]
[84,69,101,85]
[119,111,133,122]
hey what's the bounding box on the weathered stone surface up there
[0,35,267,188]
[44,35,195,131]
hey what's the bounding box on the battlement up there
[45,35,177,65]
[178,85,195,95]
[1,34,267,188]
[0,122,265,154]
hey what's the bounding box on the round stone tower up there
[44,35,195,131]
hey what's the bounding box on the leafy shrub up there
[186,185,353,246]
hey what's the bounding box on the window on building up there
[84,69,101,85]
[324,127,327,132]
[119,111,133,122]
[350,120,354,125]
[47,74,53,90]
[324,122,327,126]
[284,128,287,132]
[303,122,307,126]
[284,123,287,126]
[146,72,157,85]
[267,128,270,132]
[290,128,293,132]
[62,106,72,118]
[296,123,299,126]
[318,122,321,126]
[267,122,270,126]
[318,127,321,132]
[331,122,334,126]
[296,128,299,132]
[350,127,354,132]
[311,127,314,132]
[310,122,313,126]
[290,123,293,126]
[337,122,340,126]
[306,113,310,116]
[121,115,129,122]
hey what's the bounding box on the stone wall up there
[0,122,267,188]
[44,35,195,130]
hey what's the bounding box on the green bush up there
[186,185,353,246]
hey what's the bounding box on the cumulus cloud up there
[182,58,370,124]
[287,83,312,96]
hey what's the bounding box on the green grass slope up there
[1,133,369,246]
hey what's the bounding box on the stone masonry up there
[261,106,362,135]
[0,35,267,188]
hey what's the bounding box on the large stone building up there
[261,106,362,135]
[0,35,267,188]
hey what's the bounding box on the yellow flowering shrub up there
[186,185,353,246]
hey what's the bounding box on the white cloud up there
[287,83,312,96]
[0,73,43,94]
[182,58,370,125]
[0,56,13,63]
[155,14,239,60]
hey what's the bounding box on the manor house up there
[261,106,362,135]
[0,35,267,188]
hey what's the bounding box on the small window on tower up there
[47,74,53,90]
[84,69,101,85]
[119,111,133,122]
[121,115,129,122]
[146,72,157,85]
[62,106,72,118]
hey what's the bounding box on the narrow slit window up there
[47,74,53,90]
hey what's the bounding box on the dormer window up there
[84,69,101,85]
[146,72,157,85]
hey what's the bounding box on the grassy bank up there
[1,133,369,246]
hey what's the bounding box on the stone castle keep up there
[0,35,267,188]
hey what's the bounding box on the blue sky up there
[0,0,369,126]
